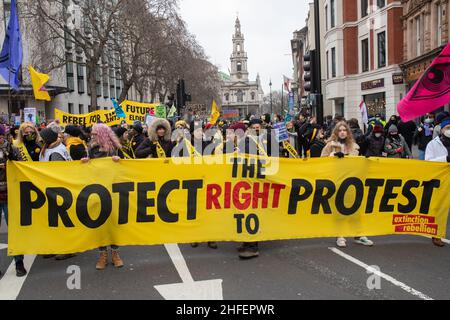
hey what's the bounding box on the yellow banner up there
[54,100,159,127]
[6,157,450,255]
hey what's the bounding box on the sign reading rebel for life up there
[6,156,450,255]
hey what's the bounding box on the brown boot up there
[96,251,108,270]
[432,238,445,247]
[111,250,124,268]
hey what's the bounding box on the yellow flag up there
[29,65,51,101]
[210,100,220,125]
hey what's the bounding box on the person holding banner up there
[425,117,450,248]
[63,125,88,161]
[321,121,374,248]
[129,121,146,152]
[14,122,42,162]
[0,125,27,277]
[414,113,436,160]
[384,125,412,159]
[81,124,124,270]
[135,119,174,159]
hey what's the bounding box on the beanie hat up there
[436,112,450,125]
[373,124,384,134]
[249,118,263,127]
[0,124,5,136]
[40,128,59,145]
[115,127,128,138]
[388,124,399,134]
[133,123,143,134]
[64,125,82,137]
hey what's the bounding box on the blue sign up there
[273,122,289,142]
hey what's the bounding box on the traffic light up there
[303,50,316,95]
[176,79,192,115]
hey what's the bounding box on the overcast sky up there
[179,0,310,94]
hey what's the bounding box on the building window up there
[66,53,75,92]
[416,15,423,56]
[330,0,335,28]
[237,62,242,72]
[96,65,101,97]
[331,47,336,78]
[225,93,229,101]
[377,0,385,9]
[362,38,369,72]
[326,50,329,79]
[79,104,84,114]
[361,0,368,18]
[102,63,109,99]
[109,64,116,99]
[237,44,241,52]
[237,90,244,103]
[76,56,85,94]
[437,4,443,46]
[68,103,74,114]
[325,5,328,31]
[377,31,386,68]
[251,92,255,100]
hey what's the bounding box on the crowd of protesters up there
[0,109,449,277]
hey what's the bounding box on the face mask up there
[444,130,450,138]
[375,133,382,138]
[425,119,434,124]
[25,134,35,142]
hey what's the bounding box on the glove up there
[335,152,345,159]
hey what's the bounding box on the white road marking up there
[329,248,433,301]
[441,239,450,244]
[0,255,37,300]
[154,244,223,300]
[0,243,7,250]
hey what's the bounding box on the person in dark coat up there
[64,125,88,160]
[135,119,174,159]
[397,119,417,152]
[414,113,435,160]
[129,121,146,152]
[365,124,385,157]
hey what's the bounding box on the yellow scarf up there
[13,141,33,162]
[282,140,299,158]
[154,141,167,158]
[66,137,87,152]
[248,135,268,157]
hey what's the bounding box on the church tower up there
[230,17,249,82]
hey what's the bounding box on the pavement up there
[1,213,449,300]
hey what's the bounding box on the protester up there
[433,112,450,139]
[397,119,417,151]
[14,122,42,162]
[425,117,450,247]
[348,118,365,155]
[365,124,385,157]
[384,125,412,159]
[321,121,374,248]
[0,125,27,277]
[129,121,145,152]
[114,127,135,159]
[295,113,309,158]
[309,127,326,158]
[414,113,435,160]
[384,115,399,134]
[81,124,124,270]
[64,125,88,160]
[135,119,174,159]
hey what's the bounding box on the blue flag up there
[0,0,23,90]
[111,98,126,119]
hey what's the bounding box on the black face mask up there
[390,133,399,139]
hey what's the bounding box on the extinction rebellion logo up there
[392,215,438,236]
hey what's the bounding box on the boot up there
[96,251,108,270]
[15,261,27,277]
[208,242,218,249]
[111,250,124,268]
[432,238,445,247]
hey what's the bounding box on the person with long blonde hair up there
[14,122,42,162]
[81,124,124,270]
[321,121,374,248]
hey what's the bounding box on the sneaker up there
[354,237,374,247]
[190,243,199,248]
[336,237,347,248]
[207,242,218,250]
[239,249,259,260]
[15,261,27,277]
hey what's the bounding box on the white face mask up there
[444,130,450,138]
[375,133,382,138]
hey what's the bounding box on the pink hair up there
[91,124,122,154]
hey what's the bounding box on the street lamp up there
[269,79,272,115]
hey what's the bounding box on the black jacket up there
[135,138,175,159]
[365,134,385,157]
[131,133,146,151]
[414,124,434,151]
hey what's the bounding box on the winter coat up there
[398,121,416,148]
[414,124,434,151]
[65,137,87,160]
[131,133,146,152]
[136,119,174,159]
[89,145,119,159]
[309,138,326,158]
[365,134,385,157]
[0,142,20,204]
[321,141,359,157]
[384,135,412,158]
[425,136,449,163]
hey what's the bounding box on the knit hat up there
[388,124,399,134]
[64,125,82,137]
[175,120,188,129]
[40,128,59,145]
[132,122,143,134]
[0,124,5,136]
[115,127,128,138]
[373,124,384,134]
